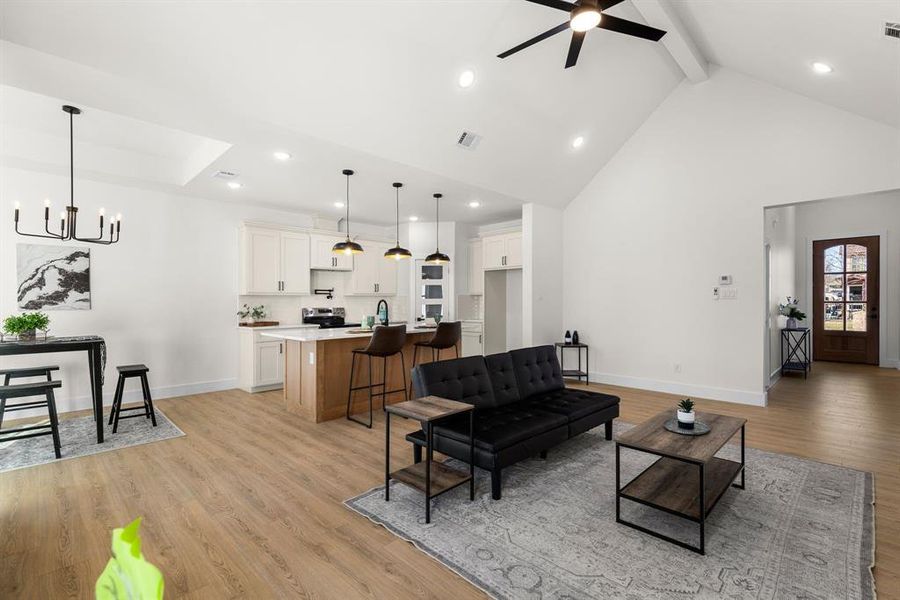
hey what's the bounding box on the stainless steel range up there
[302,307,360,329]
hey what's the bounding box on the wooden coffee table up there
[615,410,746,554]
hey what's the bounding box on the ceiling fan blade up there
[598,0,626,9]
[497,22,571,59]
[564,31,585,69]
[597,14,666,41]
[524,0,576,13]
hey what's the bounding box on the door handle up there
[279,343,283,354]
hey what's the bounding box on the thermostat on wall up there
[719,275,733,285]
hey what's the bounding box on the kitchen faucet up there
[376,299,389,326]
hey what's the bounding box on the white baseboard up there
[880,359,900,369]
[14,378,238,419]
[589,371,767,407]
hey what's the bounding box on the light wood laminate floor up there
[1,362,897,598]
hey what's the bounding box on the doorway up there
[812,235,880,364]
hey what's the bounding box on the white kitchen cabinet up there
[348,240,398,295]
[310,234,354,271]
[461,328,484,356]
[240,225,310,295]
[238,329,285,392]
[482,231,522,270]
[468,239,483,295]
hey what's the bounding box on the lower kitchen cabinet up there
[461,321,484,356]
[239,329,284,392]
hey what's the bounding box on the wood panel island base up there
[262,327,456,423]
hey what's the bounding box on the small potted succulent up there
[237,304,267,324]
[3,311,50,341]
[676,398,695,430]
[779,296,807,329]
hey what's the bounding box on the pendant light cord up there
[395,187,400,244]
[345,174,350,239]
[69,110,74,211]
[435,195,440,250]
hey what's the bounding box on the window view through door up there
[813,236,879,364]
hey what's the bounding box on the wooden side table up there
[385,396,475,523]
[555,342,589,384]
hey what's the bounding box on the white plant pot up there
[677,409,695,429]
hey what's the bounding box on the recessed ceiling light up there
[409,215,419,222]
[227,181,243,189]
[811,62,833,74]
[458,69,476,88]
[571,136,585,149]
[334,201,345,208]
[468,201,481,208]
[273,151,292,161]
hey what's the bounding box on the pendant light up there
[13,105,122,245]
[425,193,450,264]
[384,182,412,260]
[332,169,364,255]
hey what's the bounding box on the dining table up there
[0,335,106,443]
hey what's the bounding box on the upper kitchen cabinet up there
[348,240,397,295]
[310,233,353,271]
[468,239,483,295]
[482,231,522,270]
[240,225,310,295]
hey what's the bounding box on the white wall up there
[563,66,900,406]
[793,189,900,368]
[764,205,797,381]
[523,203,563,347]
[506,269,523,350]
[0,166,390,414]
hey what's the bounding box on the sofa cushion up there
[434,405,567,452]
[521,388,620,422]
[483,352,521,407]
[509,345,565,401]
[411,355,496,409]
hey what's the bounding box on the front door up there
[812,236,879,364]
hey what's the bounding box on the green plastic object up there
[96,517,164,600]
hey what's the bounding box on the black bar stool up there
[412,321,461,366]
[346,325,408,429]
[0,370,63,459]
[109,364,157,433]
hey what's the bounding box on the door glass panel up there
[846,304,867,332]
[420,265,444,280]
[824,245,844,273]
[846,273,867,301]
[824,303,844,330]
[424,304,444,319]
[846,244,867,272]
[824,275,844,301]
[422,284,443,299]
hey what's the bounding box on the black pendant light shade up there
[384,182,412,260]
[333,169,364,255]
[425,193,450,264]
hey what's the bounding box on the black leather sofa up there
[409,345,620,499]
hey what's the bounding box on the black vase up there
[572,330,580,344]
[564,330,572,344]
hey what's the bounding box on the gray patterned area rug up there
[346,423,874,599]
[0,408,184,473]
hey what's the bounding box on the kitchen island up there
[261,324,457,423]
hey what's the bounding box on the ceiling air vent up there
[456,130,482,151]
[886,22,900,39]
[212,170,239,179]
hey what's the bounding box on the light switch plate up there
[719,275,733,285]
[308,351,315,365]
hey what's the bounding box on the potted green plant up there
[236,304,267,324]
[676,398,695,430]
[3,311,50,341]
[779,296,807,329]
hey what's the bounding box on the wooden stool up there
[1,365,59,385]
[109,364,157,433]
[346,325,408,429]
[0,374,63,459]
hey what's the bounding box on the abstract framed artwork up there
[17,244,91,310]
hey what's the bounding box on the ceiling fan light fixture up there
[570,5,601,32]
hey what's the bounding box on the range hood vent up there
[212,170,239,179]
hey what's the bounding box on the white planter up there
[677,409,695,429]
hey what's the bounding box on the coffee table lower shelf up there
[616,432,745,555]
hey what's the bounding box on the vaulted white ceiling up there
[0,0,896,226]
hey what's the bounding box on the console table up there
[385,396,474,523]
[781,327,811,379]
[0,336,106,443]
[555,342,589,385]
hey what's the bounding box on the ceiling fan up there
[498,0,667,69]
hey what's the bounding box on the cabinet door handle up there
[479,335,482,344]
[279,343,283,354]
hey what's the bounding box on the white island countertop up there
[261,322,435,342]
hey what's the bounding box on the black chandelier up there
[13,105,121,245]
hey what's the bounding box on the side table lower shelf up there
[390,461,472,497]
